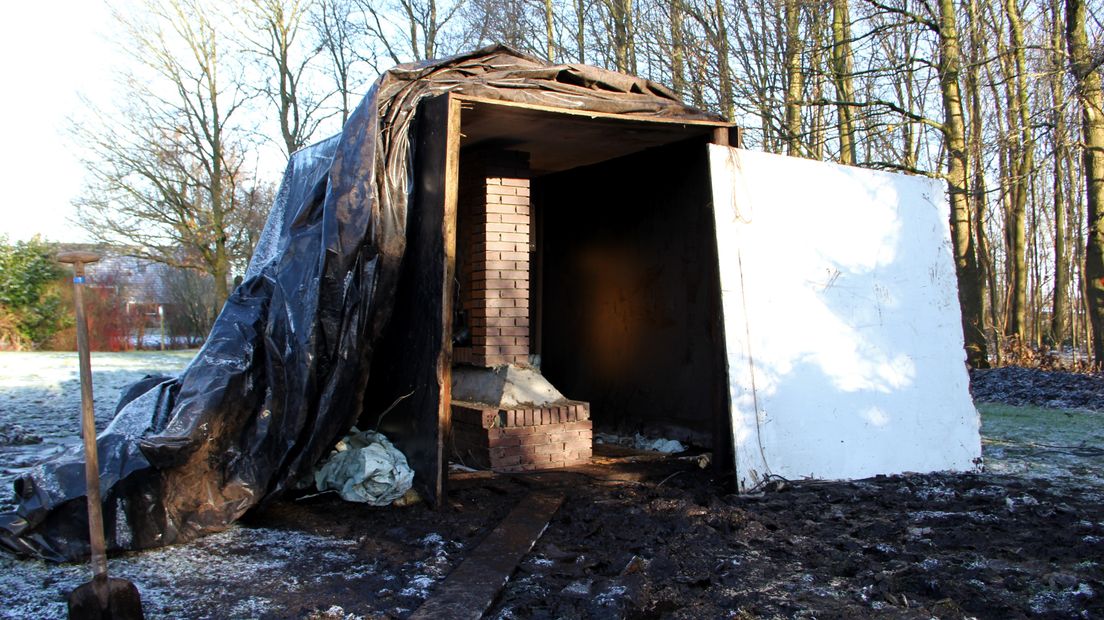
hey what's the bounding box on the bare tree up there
[784,0,807,155]
[244,0,332,156]
[358,0,466,62]
[831,0,858,164]
[1048,0,1071,345]
[937,0,990,366]
[1000,0,1034,341]
[72,0,267,306]
[1066,0,1104,366]
[311,0,375,125]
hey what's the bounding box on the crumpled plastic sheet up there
[595,432,687,454]
[314,430,414,505]
[0,44,720,562]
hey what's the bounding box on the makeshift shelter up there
[0,46,979,563]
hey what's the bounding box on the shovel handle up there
[61,253,108,579]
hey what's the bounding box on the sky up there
[0,1,124,243]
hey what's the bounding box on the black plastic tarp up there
[0,45,720,562]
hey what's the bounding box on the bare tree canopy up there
[68,0,1104,367]
[74,0,271,307]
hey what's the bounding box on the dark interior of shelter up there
[361,99,735,501]
[535,140,729,449]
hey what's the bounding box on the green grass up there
[979,402,1104,483]
[980,402,1104,447]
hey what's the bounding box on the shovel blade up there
[68,576,144,620]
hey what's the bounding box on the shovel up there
[57,251,144,620]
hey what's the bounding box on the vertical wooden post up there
[57,251,106,578]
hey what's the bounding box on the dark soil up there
[971,367,1104,412]
[4,365,1103,618]
[485,467,1104,619]
[216,454,1104,619]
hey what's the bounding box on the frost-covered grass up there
[0,526,379,619]
[979,402,1104,486]
[0,351,196,512]
[0,350,195,439]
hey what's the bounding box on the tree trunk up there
[1067,0,1104,367]
[1004,0,1032,341]
[939,0,989,367]
[965,0,994,348]
[783,0,804,156]
[544,0,556,61]
[669,0,685,96]
[830,0,856,164]
[1051,0,1070,345]
[576,0,586,62]
[713,0,733,119]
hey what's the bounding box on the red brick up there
[484,298,518,309]
[478,241,517,252]
[499,194,528,206]
[494,232,526,243]
[493,288,527,300]
[507,423,542,435]
[515,444,547,459]
[517,432,553,447]
[482,279,517,290]
[534,442,565,456]
[490,431,525,448]
[493,454,522,467]
[498,269,529,280]
[471,335,511,348]
[558,421,592,432]
[478,259,516,271]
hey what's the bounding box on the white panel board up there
[708,145,981,491]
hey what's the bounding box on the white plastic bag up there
[313,430,415,505]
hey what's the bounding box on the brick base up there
[451,400,592,472]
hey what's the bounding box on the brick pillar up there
[458,151,531,367]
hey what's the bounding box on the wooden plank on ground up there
[409,492,565,620]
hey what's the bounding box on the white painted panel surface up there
[708,146,981,491]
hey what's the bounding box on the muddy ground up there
[0,354,1102,619]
